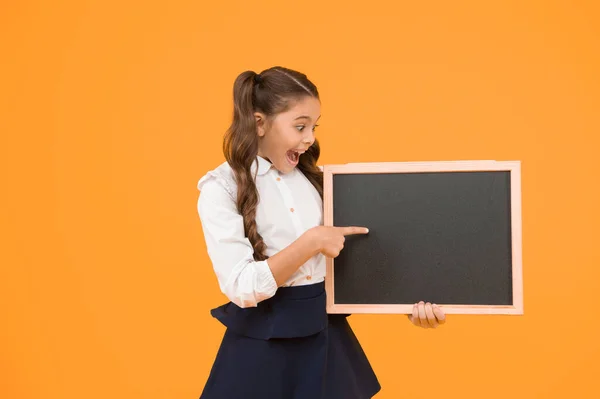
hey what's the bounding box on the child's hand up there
[307,225,369,258]
[408,301,446,328]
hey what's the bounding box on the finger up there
[417,301,428,328]
[409,303,420,326]
[338,226,369,236]
[424,303,438,328]
[432,304,446,325]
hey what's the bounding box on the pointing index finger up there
[339,226,369,236]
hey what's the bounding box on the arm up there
[266,235,320,286]
[197,178,320,308]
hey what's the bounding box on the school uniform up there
[196,155,381,399]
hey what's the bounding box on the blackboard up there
[323,160,523,315]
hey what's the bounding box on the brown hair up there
[223,66,322,261]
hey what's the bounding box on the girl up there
[196,66,446,399]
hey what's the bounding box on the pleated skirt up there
[199,281,381,399]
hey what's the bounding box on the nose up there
[302,130,315,146]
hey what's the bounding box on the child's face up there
[256,96,321,174]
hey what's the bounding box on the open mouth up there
[286,150,302,165]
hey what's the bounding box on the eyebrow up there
[294,115,321,121]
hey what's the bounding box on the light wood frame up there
[323,160,523,315]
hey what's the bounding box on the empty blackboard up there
[323,160,523,315]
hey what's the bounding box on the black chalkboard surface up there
[323,161,523,315]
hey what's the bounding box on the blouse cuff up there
[255,259,278,300]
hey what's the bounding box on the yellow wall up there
[2,1,599,398]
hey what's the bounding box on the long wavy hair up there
[223,66,322,261]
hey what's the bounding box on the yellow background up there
[2,1,599,398]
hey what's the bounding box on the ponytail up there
[223,71,268,261]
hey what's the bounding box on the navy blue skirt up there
[199,281,381,399]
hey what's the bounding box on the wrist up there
[303,227,322,257]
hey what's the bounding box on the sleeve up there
[196,174,278,308]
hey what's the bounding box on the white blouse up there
[196,156,325,308]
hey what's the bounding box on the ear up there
[254,112,267,137]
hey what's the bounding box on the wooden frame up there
[323,160,523,315]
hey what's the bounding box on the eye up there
[296,125,305,132]
[313,124,319,132]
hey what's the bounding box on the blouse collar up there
[253,155,274,176]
